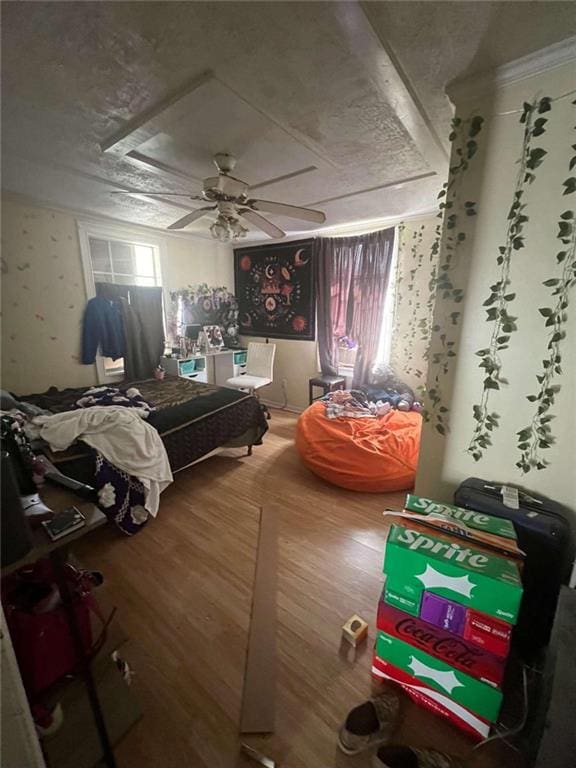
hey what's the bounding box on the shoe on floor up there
[373,745,464,768]
[338,691,400,755]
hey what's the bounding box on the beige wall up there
[161,236,233,294]
[1,197,233,395]
[239,334,318,411]
[416,60,576,514]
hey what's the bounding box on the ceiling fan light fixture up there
[210,214,231,242]
[210,213,248,242]
[149,153,325,238]
[229,217,248,239]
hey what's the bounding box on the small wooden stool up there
[308,374,346,404]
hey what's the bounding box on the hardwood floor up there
[74,409,523,768]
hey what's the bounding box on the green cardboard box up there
[383,524,523,623]
[376,630,502,722]
[384,579,421,616]
[404,494,517,540]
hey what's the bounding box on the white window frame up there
[77,220,165,383]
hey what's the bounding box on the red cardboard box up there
[371,654,490,741]
[463,610,512,659]
[377,600,505,687]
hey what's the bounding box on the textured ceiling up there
[1,1,574,241]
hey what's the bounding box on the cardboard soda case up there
[384,578,421,616]
[387,496,523,559]
[375,630,502,723]
[420,592,467,636]
[372,653,490,740]
[377,600,505,687]
[464,609,512,658]
[419,593,512,659]
[383,523,523,624]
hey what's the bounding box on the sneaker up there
[338,692,400,755]
[373,745,464,768]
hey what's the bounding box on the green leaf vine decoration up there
[467,97,552,460]
[516,115,576,472]
[423,114,484,434]
[390,222,406,368]
[404,224,426,379]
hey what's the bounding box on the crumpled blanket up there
[94,453,150,535]
[322,390,392,420]
[33,406,172,517]
[74,385,154,418]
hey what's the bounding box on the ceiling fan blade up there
[240,209,285,239]
[166,207,216,230]
[111,190,203,198]
[249,199,326,224]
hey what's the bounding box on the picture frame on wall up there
[234,238,316,341]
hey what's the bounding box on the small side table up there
[308,374,346,405]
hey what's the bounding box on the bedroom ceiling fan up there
[113,152,326,242]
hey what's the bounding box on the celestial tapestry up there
[234,239,316,341]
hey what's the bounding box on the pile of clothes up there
[74,385,155,418]
[323,390,391,420]
[322,390,423,420]
[321,364,423,420]
[1,385,171,536]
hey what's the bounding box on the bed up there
[21,376,268,483]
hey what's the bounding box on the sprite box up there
[402,494,523,558]
[384,579,421,616]
[376,630,503,723]
[383,524,522,623]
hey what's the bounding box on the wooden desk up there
[162,348,248,386]
[2,491,105,576]
[2,487,116,768]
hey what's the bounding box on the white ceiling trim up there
[310,171,436,206]
[100,69,214,154]
[125,150,204,186]
[344,1,449,174]
[447,35,576,103]
[238,205,438,247]
[100,69,340,173]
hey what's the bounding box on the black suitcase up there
[454,477,575,659]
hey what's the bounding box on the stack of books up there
[372,494,524,740]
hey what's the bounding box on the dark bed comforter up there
[21,376,268,476]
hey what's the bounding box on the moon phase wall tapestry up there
[234,239,316,341]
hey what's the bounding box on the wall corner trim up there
[446,36,576,105]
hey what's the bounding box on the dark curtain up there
[315,228,395,386]
[95,283,129,301]
[94,283,165,380]
[121,286,165,381]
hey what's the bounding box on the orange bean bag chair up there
[296,401,422,492]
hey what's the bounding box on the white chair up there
[225,342,276,395]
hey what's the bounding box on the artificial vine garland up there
[403,224,426,379]
[424,114,484,434]
[468,97,551,460]
[516,110,576,472]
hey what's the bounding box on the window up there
[335,231,399,378]
[88,237,159,287]
[78,223,164,380]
